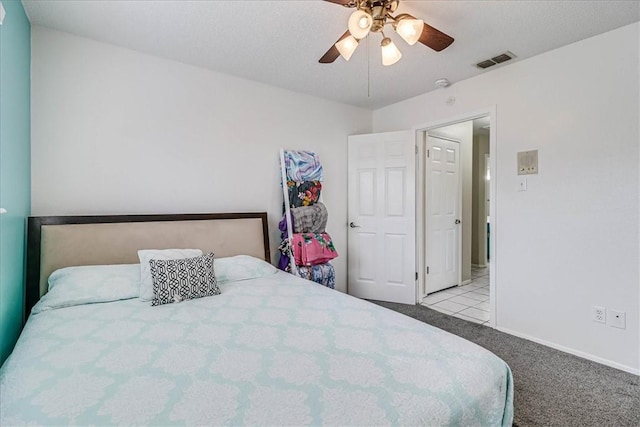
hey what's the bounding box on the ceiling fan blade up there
[400,13,454,52]
[323,0,356,6]
[319,30,352,63]
[418,22,454,52]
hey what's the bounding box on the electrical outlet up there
[592,306,606,323]
[608,310,626,329]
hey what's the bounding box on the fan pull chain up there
[367,36,370,98]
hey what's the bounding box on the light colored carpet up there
[372,301,639,427]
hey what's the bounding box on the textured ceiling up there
[22,0,640,109]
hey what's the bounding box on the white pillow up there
[138,249,203,301]
[215,255,278,284]
[33,264,140,314]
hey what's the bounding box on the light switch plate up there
[608,310,626,329]
[518,177,527,192]
[0,2,6,26]
[518,150,538,175]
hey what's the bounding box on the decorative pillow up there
[215,255,278,284]
[33,264,140,314]
[149,253,220,306]
[138,249,202,301]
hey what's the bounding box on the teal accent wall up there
[0,0,31,366]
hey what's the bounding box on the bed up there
[1,212,513,426]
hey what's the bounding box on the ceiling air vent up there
[475,51,516,69]
[476,60,496,69]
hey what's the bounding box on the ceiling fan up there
[319,0,454,66]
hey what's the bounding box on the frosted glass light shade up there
[396,18,424,45]
[381,38,402,66]
[348,10,373,39]
[335,35,359,61]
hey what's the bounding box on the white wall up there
[373,23,639,372]
[31,27,372,292]
[472,133,489,266]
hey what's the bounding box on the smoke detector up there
[435,78,450,89]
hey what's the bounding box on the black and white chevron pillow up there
[149,252,220,306]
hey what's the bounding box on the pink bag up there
[292,233,338,266]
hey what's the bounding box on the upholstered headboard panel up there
[25,213,270,320]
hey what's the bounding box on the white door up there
[347,131,416,304]
[425,136,461,294]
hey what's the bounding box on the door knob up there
[455,219,461,224]
[349,222,361,228]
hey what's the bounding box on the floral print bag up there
[292,232,338,266]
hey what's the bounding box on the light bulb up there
[335,35,359,61]
[348,10,373,39]
[395,18,424,45]
[381,37,402,66]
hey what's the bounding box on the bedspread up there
[1,271,513,426]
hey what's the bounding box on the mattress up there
[1,266,513,426]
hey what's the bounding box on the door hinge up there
[415,146,418,155]
[426,266,430,274]
[415,272,418,280]
[427,149,430,158]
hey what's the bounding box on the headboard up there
[25,212,270,320]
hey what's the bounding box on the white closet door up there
[425,136,461,294]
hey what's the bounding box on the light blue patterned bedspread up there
[1,271,513,426]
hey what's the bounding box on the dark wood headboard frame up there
[25,212,270,323]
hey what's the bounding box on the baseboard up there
[471,263,487,268]
[496,326,639,376]
[461,279,472,286]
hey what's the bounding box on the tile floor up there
[421,265,491,325]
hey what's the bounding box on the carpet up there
[372,301,639,427]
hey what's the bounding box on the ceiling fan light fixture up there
[348,9,373,39]
[395,18,424,45]
[319,1,454,65]
[335,35,359,61]
[381,37,402,66]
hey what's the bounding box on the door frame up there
[414,106,497,328]
[484,153,491,266]
[422,135,463,295]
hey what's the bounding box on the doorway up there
[417,114,494,326]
